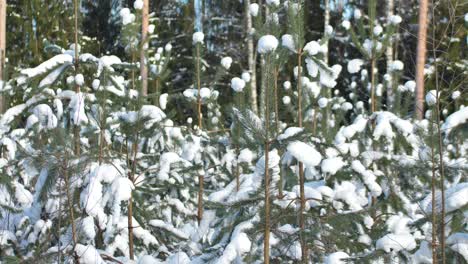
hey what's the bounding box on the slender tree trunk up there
[73,0,81,156]
[273,68,284,198]
[195,42,204,223]
[433,43,446,264]
[245,0,258,114]
[323,0,330,65]
[140,0,149,96]
[196,44,202,129]
[63,157,78,262]
[263,54,271,264]
[128,194,135,259]
[415,0,429,119]
[128,136,139,260]
[0,0,6,114]
[386,0,395,109]
[429,117,438,264]
[296,51,307,263]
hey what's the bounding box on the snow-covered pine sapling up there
[426,89,440,262]
[192,30,205,223]
[231,76,246,191]
[386,60,405,114]
[344,0,401,114]
[120,4,146,259]
[257,33,279,264]
[193,31,204,129]
[283,1,308,260]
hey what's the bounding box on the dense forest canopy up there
[0,0,466,263]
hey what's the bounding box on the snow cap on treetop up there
[373,25,383,36]
[193,32,204,45]
[283,81,291,90]
[148,24,155,34]
[231,77,246,93]
[303,40,321,56]
[249,3,259,17]
[241,72,251,83]
[221,57,233,70]
[121,9,135,25]
[75,74,85,86]
[452,90,461,100]
[347,59,364,74]
[426,90,438,106]
[390,60,404,71]
[281,34,296,52]
[342,20,351,30]
[257,35,279,54]
[390,15,402,25]
[354,9,362,19]
[134,0,144,10]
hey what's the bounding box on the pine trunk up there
[415,0,428,119]
[140,0,149,96]
[386,0,395,109]
[245,0,258,114]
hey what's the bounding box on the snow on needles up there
[193,32,204,44]
[231,77,246,92]
[287,141,322,168]
[257,35,279,54]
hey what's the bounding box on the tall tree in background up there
[141,0,149,96]
[386,0,395,108]
[245,0,258,114]
[415,0,428,119]
[0,0,6,113]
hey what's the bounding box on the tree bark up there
[0,0,6,114]
[140,0,149,96]
[245,0,258,114]
[386,0,395,109]
[415,0,428,119]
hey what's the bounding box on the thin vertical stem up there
[196,44,202,129]
[429,112,438,263]
[296,50,307,263]
[370,58,376,113]
[273,67,283,198]
[63,156,78,261]
[73,0,81,156]
[196,42,204,223]
[128,134,139,260]
[263,54,271,264]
